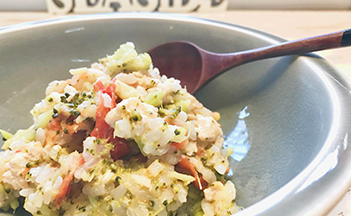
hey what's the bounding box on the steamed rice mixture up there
[0,43,240,216]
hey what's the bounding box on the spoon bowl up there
[148,41,203,93]
[148,29,351,93]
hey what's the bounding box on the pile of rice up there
[0,42,240,216]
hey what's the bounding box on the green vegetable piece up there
[169,106,182,119]
[9,199,19,211]
[175,99,191,113]
[2,128,35,150]
[0,129,13,141]
[125,53,152,72]
[174,129,181,135]
[106,42,152,75]
[193,201,204,216]
[170,126,187,143]
[115,176,121,183]
[144,90,165,107]
[134,138,147,156]
[70,110,80,117]
[166,99,190,113]
[36,109,54,129]
[130,109,142,121]
[157,108,169,117]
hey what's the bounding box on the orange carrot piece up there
[171,139,188,150]
[177,156,208,190]
[54,156,84,208]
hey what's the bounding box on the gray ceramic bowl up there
[1,13,351,216]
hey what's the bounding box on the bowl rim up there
[1,12,351,216]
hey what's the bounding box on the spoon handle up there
[223,28,351,68]
[341,29,351,46]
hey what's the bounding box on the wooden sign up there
[47,0,229,15]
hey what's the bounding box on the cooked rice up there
[0,42,240,216]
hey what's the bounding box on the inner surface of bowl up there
[1,14,351,216]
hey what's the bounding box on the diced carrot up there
[196,146,206,157]
[176,156,208,190]
[44,118,63,146]
[90,93,112,139]
[65,123,79,136]
[54,155,84,208]
[93,80,105,92]
[197,176,208,189]
[103,82,115,98]
[54,174,72,208]
[90,89,130,160]
[171,139,188,150]
[163,116,182,127]
[104,83,117,108]
[46,118,62,132]
[94,81,116,108]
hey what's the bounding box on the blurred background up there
[0,0,351,13]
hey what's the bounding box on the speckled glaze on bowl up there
[1,13,351,216]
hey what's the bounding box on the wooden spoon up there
[148,29,351,94]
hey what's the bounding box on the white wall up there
[0,0,350,11]
[228,0,351,10]
[0,0,46,11]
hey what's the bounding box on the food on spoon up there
[0,42,240,216]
